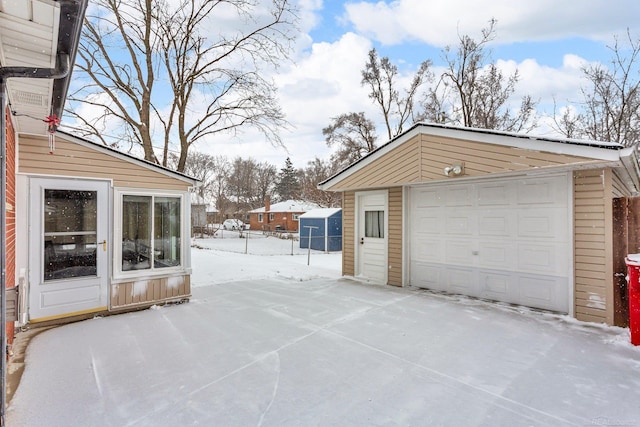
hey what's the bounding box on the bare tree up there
[322,112,378,169]
[168,150,216,201]
[577,31,640,146]
[252,161,277,207]
[210,155,232,217]
[66,0,297,171]
[362,49,432,139]
[423,19,536,132]
[299,157,341,208]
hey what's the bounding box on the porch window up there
[121,194,181,271]
[365,210,384,238]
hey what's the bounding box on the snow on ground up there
[7,233,640,426]
[190,230,342,284]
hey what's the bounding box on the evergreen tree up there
[275,157,300,201]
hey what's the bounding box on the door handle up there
[101,240,107,251]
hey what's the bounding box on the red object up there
[624,257,640,345]
[43,114,60,154]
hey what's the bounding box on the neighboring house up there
[319,123,640,327]
[299,208,342,252]
[249,198,321,232]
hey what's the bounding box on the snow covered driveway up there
[7,239,640,426]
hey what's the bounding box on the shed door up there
[356,191,388,283]
[29,178,110,322]
[409,174,571,313]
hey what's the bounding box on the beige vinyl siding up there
[327,134,601,191]
[342,192,355,277]
[573,169,613,324]
[334,136,421,190]
[19,135,191,191]
[110,275,190,310]
[388,187,402,286]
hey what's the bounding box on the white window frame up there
[293,213,300,221]
[258,213,264,222]
[269,213,274,221]
[113,188,190,281]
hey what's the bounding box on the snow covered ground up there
[6,232,640,426]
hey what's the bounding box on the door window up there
[365,210,384,238]
[43,190,98,281]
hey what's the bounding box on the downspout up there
[0,53,70,427]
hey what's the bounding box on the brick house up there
[249,197,321,232]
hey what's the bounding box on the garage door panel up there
[478,271,511,300]
[414,212,442,233]
[477,241,516,268]
[414,188,441,208]
[412,237,443,262]
[517,177,568,205]
[447,267,477,295]
[478,211,514,237]
[446,186,474,207]
[477,182,512,206]
[445,240,474,264]
[445,213,474,235]
[518,275,568,312]
[517,243,568,275]
[517,208,568,240]
[411,262,443,291]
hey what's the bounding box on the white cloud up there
[344,0,640,47]
[196,32,377,167]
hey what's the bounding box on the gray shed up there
[299,208,342,252]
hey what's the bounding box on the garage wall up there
[342,192,355,277]
[573,168,613,324]
[19,135,191,191]
[419,134,596,180]
[388,187,403,286]
[332,136,422,189]
[326,134,602,192]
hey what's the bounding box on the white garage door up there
[409,174,571,313]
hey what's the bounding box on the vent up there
[11,89,48,107]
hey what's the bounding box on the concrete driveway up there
[7,277,640,426]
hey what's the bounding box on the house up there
[319,123,640,326]
[248,198,321,232]
[299,208,342,252]
[1,0,198,330]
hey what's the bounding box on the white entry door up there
[356,191,388,283]
[29,178,110,322]
[409,174,571,313]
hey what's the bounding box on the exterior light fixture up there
[444,163,465,177]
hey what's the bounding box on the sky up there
[7,233,640,425]
[195,0,640,170]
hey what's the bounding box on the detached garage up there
[319,123,640,326]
